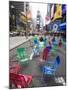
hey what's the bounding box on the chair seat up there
[23,75,32,85]
[43,66,56,75]
[44,66,56,71]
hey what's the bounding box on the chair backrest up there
[10,73,28,88]
[9,63,21,74]
[33,35,39,45]
[52,56,60,69]
[17,47,25,51]
[34,39,39,45]
[17,48,26,59]
[42,47,49,60]
[56,56,60,65]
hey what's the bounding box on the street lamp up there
[10,5,16,31]
[25,3,29,38]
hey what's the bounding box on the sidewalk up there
[9,36,33,50]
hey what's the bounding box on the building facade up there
[9,1,32,33]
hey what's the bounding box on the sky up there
[29,2,47,26]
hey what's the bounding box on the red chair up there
[42,48,49,60]
[10,73,32,88]
[9,61,21,74]
[58,40,62,48]
[10,64,21,74]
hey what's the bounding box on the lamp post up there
[25,3,29,39]
[10,5,16,31]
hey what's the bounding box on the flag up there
[53,4,62,20]
[51,4,54,19]
[27,10,32,20]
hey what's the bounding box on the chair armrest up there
[20,58,29,62]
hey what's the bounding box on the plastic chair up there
[33,35,39,46]
[33,39,39,47]
[17,48,29,65]
[10,63,21,74]
[42,47,49,60]
[42,56,61,75]
[9,60,21,74]
[33,35,39,53]
[33,45,40,56]
[10,73,32,88]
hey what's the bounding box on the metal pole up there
[25,3,28,39]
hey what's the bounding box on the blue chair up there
[32,36,40,55]
[46,46,52,52]
[33,35,39,46]
[32,45,40,56]
[42,56,61,75]
[33,39,39,45]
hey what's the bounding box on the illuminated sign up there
[53,4,62,20]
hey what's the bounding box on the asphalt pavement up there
[9,37,66,87]
[20,46,66,87]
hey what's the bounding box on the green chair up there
[53,44,58,50]
[51,45,58,56]
[17,48,29,65]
